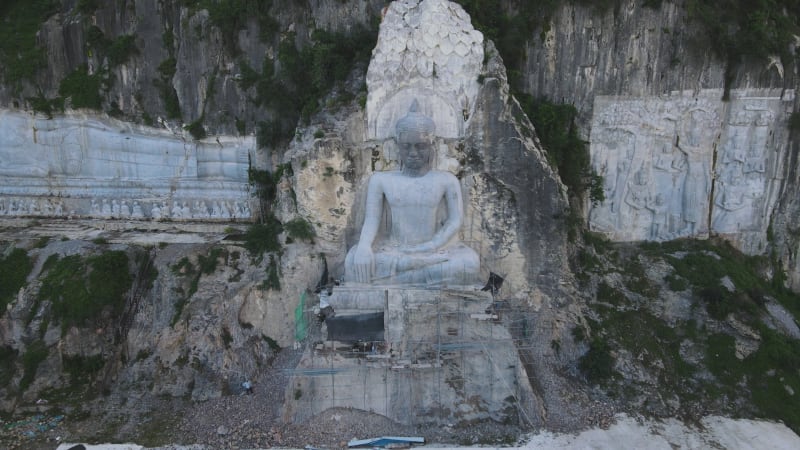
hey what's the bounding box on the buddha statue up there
[345,100,480,286]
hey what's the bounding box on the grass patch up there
[658,239,775,323]
[38,251,132,332]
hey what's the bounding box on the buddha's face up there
[397,130,433,172]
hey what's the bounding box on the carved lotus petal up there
[454,42,469,57]
[422,31,438,48]
[470,30,483,43]
[439,40,454,55]
[447,54,462,69]
[405,12,421,28]
[385,60,401,73]
[402,56,416,72]
[424,47,435,58]
[417,59,432,77]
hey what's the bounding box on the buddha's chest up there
[383,178,445,208]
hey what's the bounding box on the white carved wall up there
[588,89,794,254]
[0,110,254,221]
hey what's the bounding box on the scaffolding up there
[284,286,545,427]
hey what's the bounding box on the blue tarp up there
[348,436,425,448]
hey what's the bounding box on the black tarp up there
[326,312,385,342]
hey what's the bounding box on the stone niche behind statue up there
[343,100,480,287]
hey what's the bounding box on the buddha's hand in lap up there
[351,245,374,283]
[400,241,437,254]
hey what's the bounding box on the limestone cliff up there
[519,0,800,287]
[1,0,800,446]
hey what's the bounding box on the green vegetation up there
[0,346,18,387]
[0,248,33,311]
[62,354,105,385]
[262,334,281,351]
[38,251,132,332]
[0,0,59,87]
[517,95,603,204]
[28,89,63,118]
[262,254,281,290]
[185,118,207,140]
[154,57,181,119]
[243,219,283,261]
[578,337,614,383]
[59,65,105,110]
[685,0,800,99]
[20,340,48,391]
[221,327,233,349]
[205,0,277,52]
[170,247,225,326]
[284,217,315,243]
[239,25,377,147]
[76,0,99,14]
[86,27,139,67]
[582,237,800,431]
[653,238,782,321]
[789,112,800,132]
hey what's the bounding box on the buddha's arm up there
[403,176,463,253]
[357,175,384,250]
[352,175,384,282]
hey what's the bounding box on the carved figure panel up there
[588,89,792,251]
[0,110,255,221]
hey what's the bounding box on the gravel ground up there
[166,345,525,449]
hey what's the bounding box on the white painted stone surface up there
[587,89,793,253]
[366,0,484,139]
[0,109,255,221]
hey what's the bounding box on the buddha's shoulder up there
[371,170,458,183]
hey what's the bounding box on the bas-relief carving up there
[366,0,483,140]
[588,90,792,249]
[0,110,254,221]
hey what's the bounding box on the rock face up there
[0,110,254,221]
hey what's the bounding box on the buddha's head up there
[396,99,435,174]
